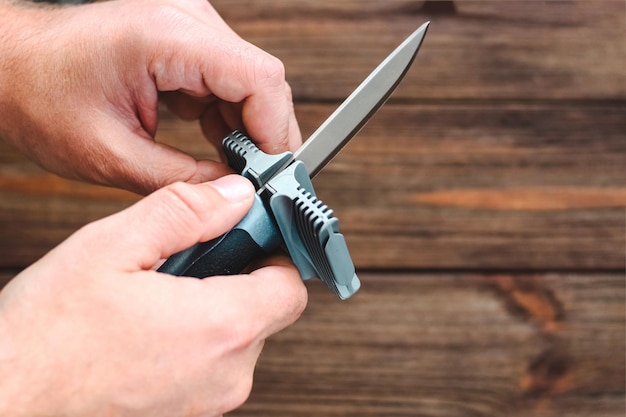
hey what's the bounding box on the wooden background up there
[1,0,625,416]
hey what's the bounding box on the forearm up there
[0,0,77,165]
[0,1,42,88]
[0,1,46,146]
[0,1,22,113]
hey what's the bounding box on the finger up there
[200,44,293,154]
[241,81,302,154]
[132,140,233,193]
[149,26,296,154]
[160,84,299,155]
[246,252,294,273]
[243,260,308,339]
[195,258,308,341]
[68,175,255,272]
[199,100,245,146]
[284,83,303,152]
[117,142,232,195]
[217,100,245,135]
[200,96,299,160]
[94,116,232,194]
[238,60,292,154]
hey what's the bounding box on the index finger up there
[241,77,302,154]
[192,257,308,341]
[196,40,302,154]
[148,20,302,153]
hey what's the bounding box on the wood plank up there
[310,103,626,270]
[209,0,626,100]
[0,2,623,416]
[235,273,625,417]
[0,271,621,416]
[1,103,623,269]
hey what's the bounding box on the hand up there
[0,175,307,417]
[0,0,301,194]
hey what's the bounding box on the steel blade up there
[294,21,429,178]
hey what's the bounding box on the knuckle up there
[147,2,184,23]
[226,318,260,350]
[293,281,309,318]
[160,181,203,207]
[222,375,254,412]
[282,279,308,323]
[157,182,207,227]
[272,265,309,320]
[253,53,286,88]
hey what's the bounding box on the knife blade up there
[296,21,429,177]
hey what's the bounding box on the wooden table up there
[0,1,624,416]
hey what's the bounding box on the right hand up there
[0,0,301,195]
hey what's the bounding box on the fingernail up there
[210,175,254,202]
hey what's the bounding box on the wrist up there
[0,2,42,146]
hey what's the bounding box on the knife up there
[158,22,430,299]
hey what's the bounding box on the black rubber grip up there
[157,228,267,278]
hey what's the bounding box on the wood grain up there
[211,0,626,101]
[0,1,623,416]
[229,272,625,417]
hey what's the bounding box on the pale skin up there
[0,0,302,193]
[0,0,308,416]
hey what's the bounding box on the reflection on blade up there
[295,21,430,178]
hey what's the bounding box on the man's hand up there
[0,0,301,194]
[0,175,308,417]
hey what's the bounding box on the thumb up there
[65,175,255,272]
[96,125,233,195]
[121,136,236,195]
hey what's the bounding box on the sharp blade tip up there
[417,21,430,35]
[407,21,430,45]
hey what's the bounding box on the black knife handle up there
[157,195,283,278]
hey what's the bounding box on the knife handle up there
[157,195,283,277]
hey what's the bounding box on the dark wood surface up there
[238,273,625,417]
[0,1,624,416]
